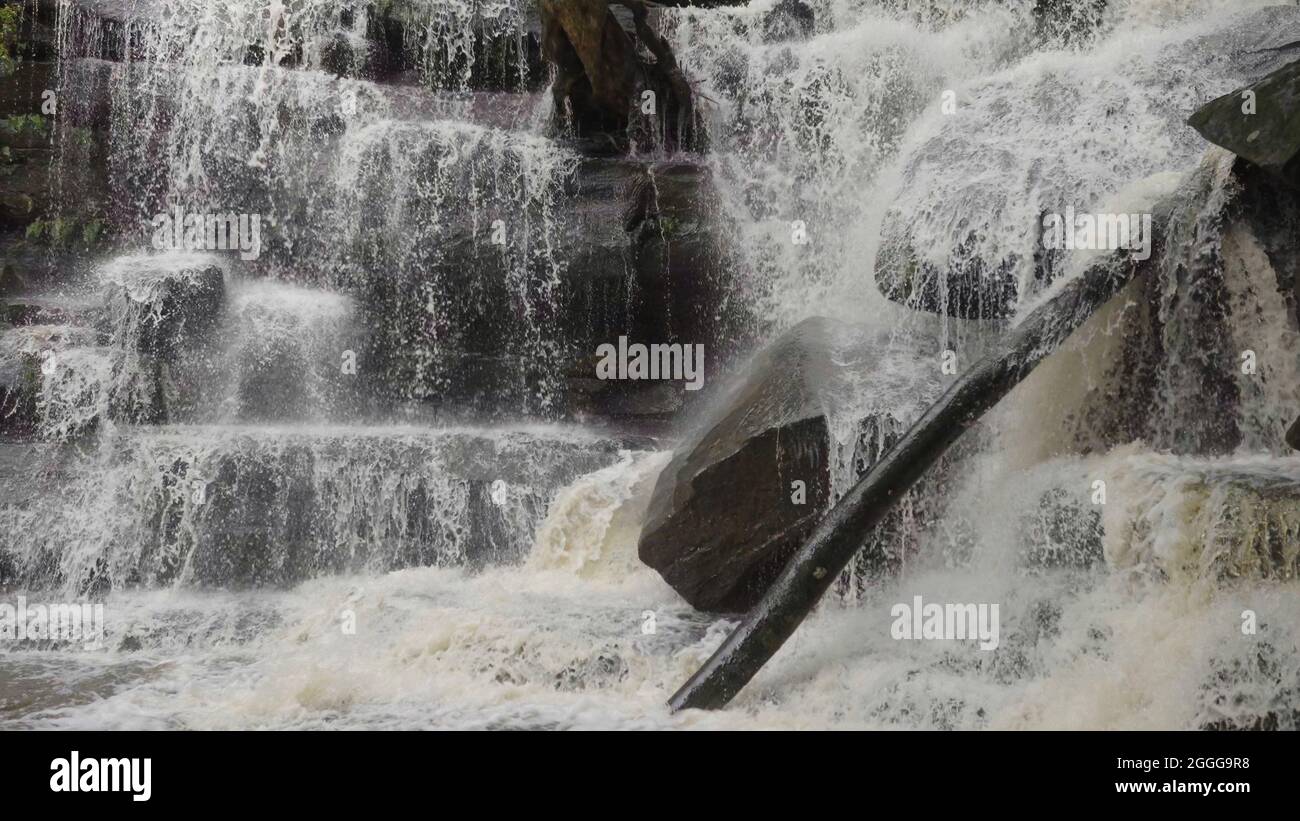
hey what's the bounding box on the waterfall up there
[4,0,1299,730]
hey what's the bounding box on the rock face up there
[0,428,647,593]
[638,316,958,612]
[1187,61,1300,453]
[100,256,226,424]
[541,0,637,139]
[762,0,815,42]
[540,0,702,151]
[1189,59,1300,175]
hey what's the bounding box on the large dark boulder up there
[638,316,966,612]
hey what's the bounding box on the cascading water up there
[3,0,1299,730]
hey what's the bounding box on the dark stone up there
[875,225,1021,320]
[1189,59,1300,174]
[540,0,638,140]
[106,262,225,360]
[1288,416,1300,451]
[763,0,815,42]
[540,0,703,152]
[1032,0,1108,46]
[101,260,225,424]
[356,156,739,422]
[638,317,953,613]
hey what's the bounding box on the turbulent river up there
[1,0,1298,729]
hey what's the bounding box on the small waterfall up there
[51,0,576,412]
[396,0,538,91]
[0,424,641,597]
[210,279,356,422]
[322,120,576,411]
[660,0,1030,330]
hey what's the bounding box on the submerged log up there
[668,248,1151,711]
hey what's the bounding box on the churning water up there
[3,0,1299,729]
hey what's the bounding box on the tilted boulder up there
[638,315,973,612]
[1189,59,1300,175]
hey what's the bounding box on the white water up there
[6,442,1297,730]
[5,0,1299,730]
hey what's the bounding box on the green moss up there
[0,4,19,79]
[24,218,48,242]
[2,114,48,137]
[24,217,73,247]
[81,219,105,246]
[68,126,95,147]
[25,215,109,249]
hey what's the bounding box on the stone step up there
[0,423,660,595]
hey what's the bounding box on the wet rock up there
[0,108,53,231]
[540,0,702,151]
[0,428,647,592]
[1189,59,1300,176]
[99,257,225,423]
[638,316,958,613]
[102,258,224,360]
[1289,417,1300,451]
[875,227,1022,320]
[540,0,638,139]
[1104,453,1300,582]
[561,158,734,369]
[763,0,815,42]
[0,323,101,439]
[1200,640,1300,730]
[359,156,736,422]
[1032,0,1108,47]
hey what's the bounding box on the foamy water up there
[5,443,1296,730]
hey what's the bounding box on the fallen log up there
[668,247,1150,712]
